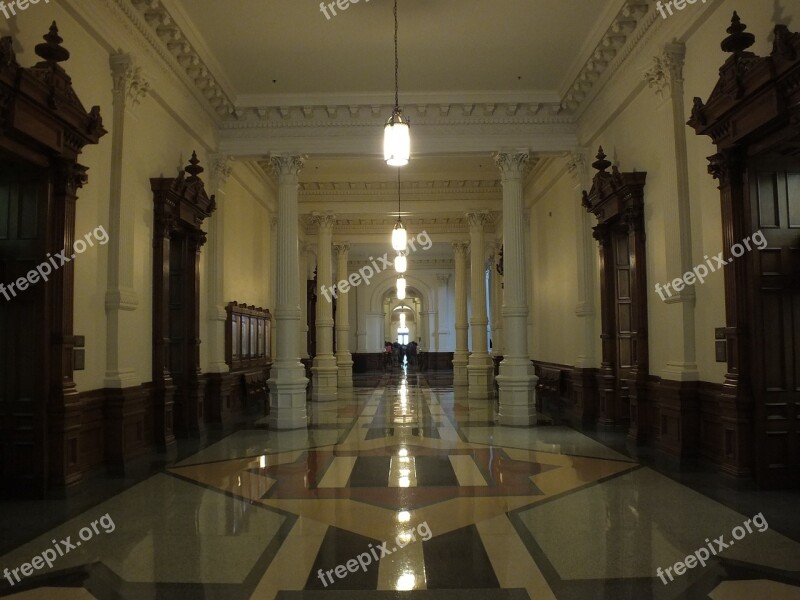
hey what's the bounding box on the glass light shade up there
[396,275,406,300]
[394,252,407,273]
[391,221,408,252]
[384,113,410,166]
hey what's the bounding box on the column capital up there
[436,273,451,283]
[109,52,150,110]
[644,41,686,98]
[268,154,305,182]
[494,152,531,180]
[451,241,469,255]
[333,242,350,256]
[208,153,234,192]
[466,210,493,229]
[566,150,590,184]
[311,212,337,230]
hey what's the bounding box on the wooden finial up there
[592,146,611,172]
[35,22,70,63]
[185,151,204,179]
[721,12,755,54]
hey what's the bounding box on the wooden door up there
[0,163,48,495]
[614,227,633,427]
[749,161,800,486]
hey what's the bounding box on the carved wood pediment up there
[582,147,646,227]
[688,12,800,155]
[0,23,106,164]
[151,152,217,234]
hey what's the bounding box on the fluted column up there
[266,155,309,429]
[490,241,504,357]
[452,241,470,386]
[298,242,310,360]
[644,42,699,381]
[206,155,233,374]
[466,211,494,398]
[311,212,338,400]
[334,242,353,389]
[494,152,537,425]
[104,53,149,388]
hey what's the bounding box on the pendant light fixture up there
[391,169,408,252]
[394,252,407,273]
[384,0,410,166]
[396,274,407,300]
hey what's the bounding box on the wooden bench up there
[535,366,565,421]
[242,369,269,415]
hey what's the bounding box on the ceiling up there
[174,0,614,103]
[162,0,635,235]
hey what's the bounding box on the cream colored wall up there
[523,0,800,384]
[526,159,582,366]
[2,2,275,390]
[222,167,272,309]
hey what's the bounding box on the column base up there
[336,354,354,389]
[312,355,339,401]
[453,351,469,387]
[267,360,309,430]
[496,358,538,426]
[467,355,495,399]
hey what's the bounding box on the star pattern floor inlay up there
[2,371,799,600]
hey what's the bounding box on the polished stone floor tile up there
[176,428,345,466]
[3,372,799,600]
[460,425,632,461]
[517,466,800,581]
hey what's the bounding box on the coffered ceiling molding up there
[298,180,501,195]
[301,214,499,236]
[127,0,236,118]
[559,0,653,112]
[230,122,576,157]
[221,100,571,128]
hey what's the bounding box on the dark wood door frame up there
[151,153,215,441]
[689,13,800,486]
[0,25,106,495]
[582,148,649,440]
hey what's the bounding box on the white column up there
[269,215,278,362]
[334,242,353,389]
[645,42,699,381]
[452,241,470,386]
[311,213,338,400]
[298,242,310,360]
[365,312,385,352]
[494,152,537,425]
[206,154,233,374]
[490,241,504,357]
[435,273,451,351]
[104,53,149,388]
[266,155,309,429]
[466,211,494,398]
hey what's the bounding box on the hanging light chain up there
[397,168,401,220]
[393,0,399,112]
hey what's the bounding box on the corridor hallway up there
[1,374,799,599]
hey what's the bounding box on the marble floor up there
[1,372,799,599]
